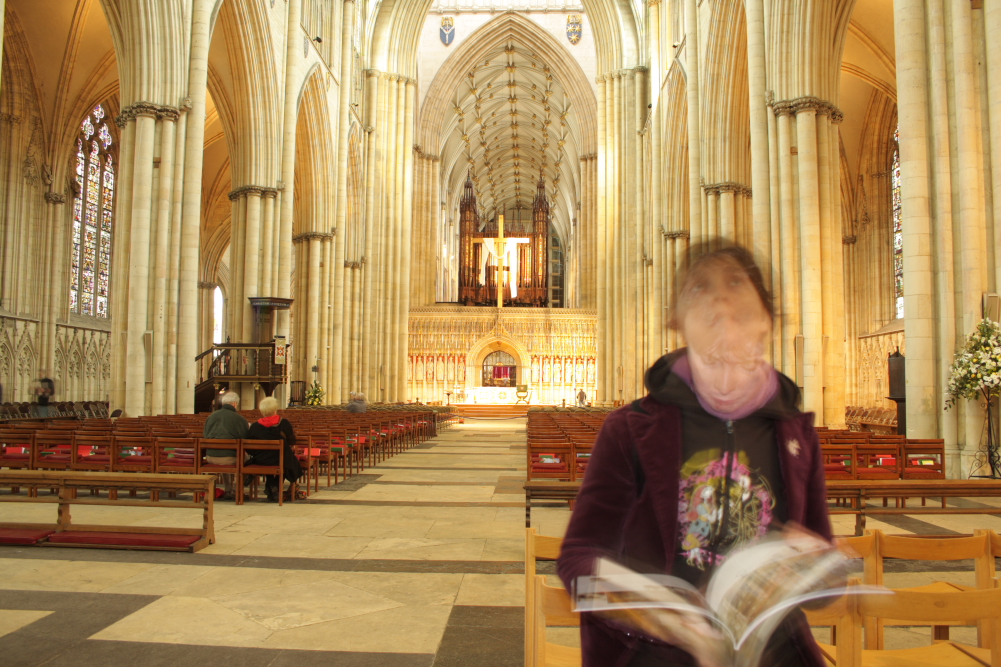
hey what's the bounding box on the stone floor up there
[1,417,999,665]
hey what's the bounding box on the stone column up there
[260,188,277,297]
[893,0,939,444]
[125,106,158,417]
[595,77,608,402]
[399,78,417,400]
[361,75,379,396]
[277,0,303,345]
[41,192,67,373]
[746,0,771,268]
[685,0,703,252]
[177,0,213,413]
[794,104,822,417]
[110,113,136,412]
[241,186,263,338]
[0,0,6,96]
[320,233,332,395]
[151,109,178,416]
[774,104,798,379]
[988,1,1001,291]
[166,104,187,415]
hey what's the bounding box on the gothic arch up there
[418,12,596,158]
[465,334,530,391]
[368,0,639,75]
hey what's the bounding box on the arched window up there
[891,126,903,320]
[482,350,516,387]
[69,104,115,318]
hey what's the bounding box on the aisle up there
[0,418,572,667]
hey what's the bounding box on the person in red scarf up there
[246,396,303,502]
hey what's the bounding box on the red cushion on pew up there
[0,452,30,460]
[47,531,200,548]
[0,528,54,545]
[904,467,943,477]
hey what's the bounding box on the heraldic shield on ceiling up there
[440,17,455,46]
[566,14,582,45]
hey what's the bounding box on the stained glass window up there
[69,105,114,318]
[892,126,903,320]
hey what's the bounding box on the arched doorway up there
[482,350,517,387]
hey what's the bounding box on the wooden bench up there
[0,470,215,551]
[827,479,1001,535]
[524,480,581,527]
[525,479,1001,533]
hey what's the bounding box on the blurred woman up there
[246,396,303,502]
[557,243,832,667]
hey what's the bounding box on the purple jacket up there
[557,395,832,667]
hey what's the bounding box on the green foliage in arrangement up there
[946,318,1001,410]
[305,380,325,406]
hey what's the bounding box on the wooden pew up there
[826,479,1001,535]
[0,469,215,551]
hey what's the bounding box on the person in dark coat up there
[346,392,367,413]
[246,396,303,502]
[557,243,833,667]
[203,391,249,499]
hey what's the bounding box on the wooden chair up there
[241,439,285,505]
[112,436,155,474]
[529,575,581,667]
[31,432,74,471]
[153,437,199,474]
[196,438,243,504]
[526,528,566,666]
[293,440,319,495]
[828,585,1001,667]
[872,532,992,647]
[528,444,573,482]
[71,434,113,472]
[901,440,947,506]
[0,429,33,471]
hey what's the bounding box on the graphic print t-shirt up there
[671,411,787,588]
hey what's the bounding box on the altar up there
[465,386,528,404]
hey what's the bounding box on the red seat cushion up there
[0,453,30,460]
[47,531,200,548]
[0,528,54,545]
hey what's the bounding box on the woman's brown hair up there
[668,241,774,330]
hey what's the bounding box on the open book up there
[573,528,865,667]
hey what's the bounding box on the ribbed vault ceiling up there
[440,41,584,242]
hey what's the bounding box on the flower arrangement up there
[946,318,1001,478]
[945,318,1001,410]
[305,380,325,406]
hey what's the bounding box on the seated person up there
[202,390,249,499]
[346,392,367,413]
[246,396,303,502]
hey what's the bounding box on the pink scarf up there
[672,353,778,421]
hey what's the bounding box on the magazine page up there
[704,528,850,666]
[574,558,734,667]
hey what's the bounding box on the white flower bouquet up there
[945,318,1001,410]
